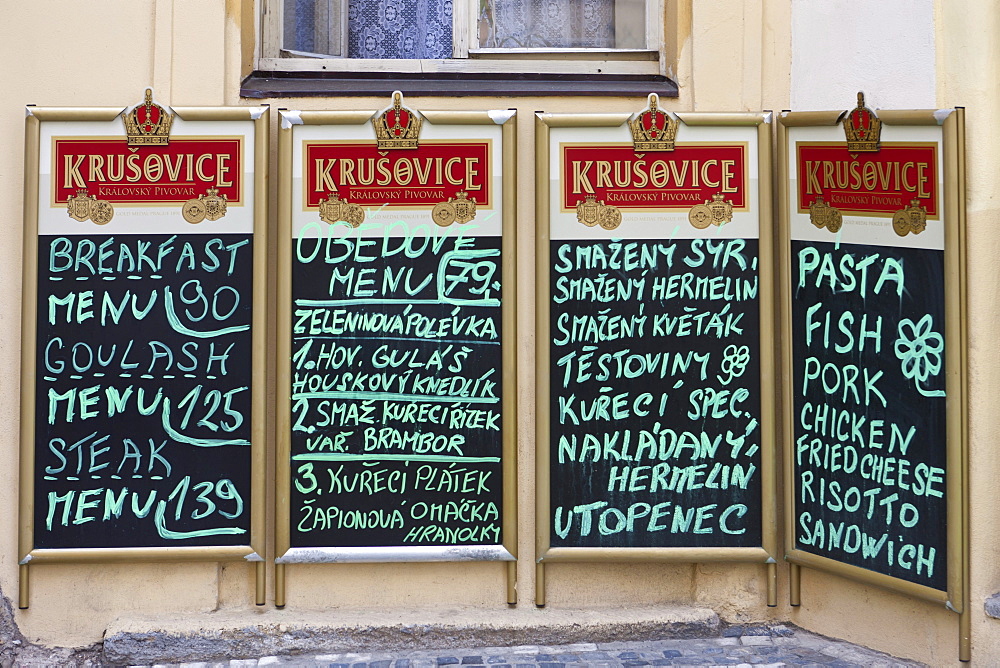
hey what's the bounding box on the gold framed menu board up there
[19,92,269,607]
[276,95,518,606]
[535,96,778,606]
[778,96,967,626]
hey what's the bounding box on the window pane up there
[347,0,454,58]
[479,0,646,49]
[284,0,345,56]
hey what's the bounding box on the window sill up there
[240,71,678,98]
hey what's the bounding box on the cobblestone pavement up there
[129,626,923,668]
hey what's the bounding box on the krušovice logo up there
[304,91,490,211]
[795,92,936,236]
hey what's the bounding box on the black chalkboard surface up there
[33,233,255,548]
[791,240,948,591]
[288,228,505,549]
[549,237,763,549]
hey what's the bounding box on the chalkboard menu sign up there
[534,99,777,602]
[780,98,966,604]
[276,97,516,603]
[19,95,267,602]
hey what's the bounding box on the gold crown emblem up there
[123,88,173,146]
[843,91,881,153]
[629,93,678,152]
[373,91,421,150]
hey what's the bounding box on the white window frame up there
[259,0,667,76]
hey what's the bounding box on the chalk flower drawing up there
[717,344,750,386]
[894,314,946,398]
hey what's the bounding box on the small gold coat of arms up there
[892,199,928,237]
[688,193,733,229]
[67,190,114,225]
[319,192,365,228]
[575,194,622,230]
[808,196,843,233]
[432,191,477,226]
[182,187,228,224]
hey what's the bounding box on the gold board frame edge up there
[756,115,780,609]
[26,108,124,122]
[276,112,295,608]
[777,114,796,608]
[955,106,971,662]
[675,112,768,127]
[534,114,551,607]
[18,106,269,607]
[275,108,519,607]
[784,548,948,604]
[23,546,259,563]
[942,109,966,616]
[543,546,773,563]
[776,110,967,614]
[533,111,779,608]
[251,107,270,605]
[777,110,842,127]
[500,111,519,605]
[19,110,41,608]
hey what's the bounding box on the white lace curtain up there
[479,0,615,50]
[286,0,630,59]
[347,0,454,59]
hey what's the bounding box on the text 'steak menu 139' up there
[534,98,778,606]
[20,92,269,607]
[276,96,517,606]
[779,97,967,611]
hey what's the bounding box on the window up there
[259,0,666,77]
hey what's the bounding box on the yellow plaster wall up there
[1,0,997,664]
[940,0,1000,661]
